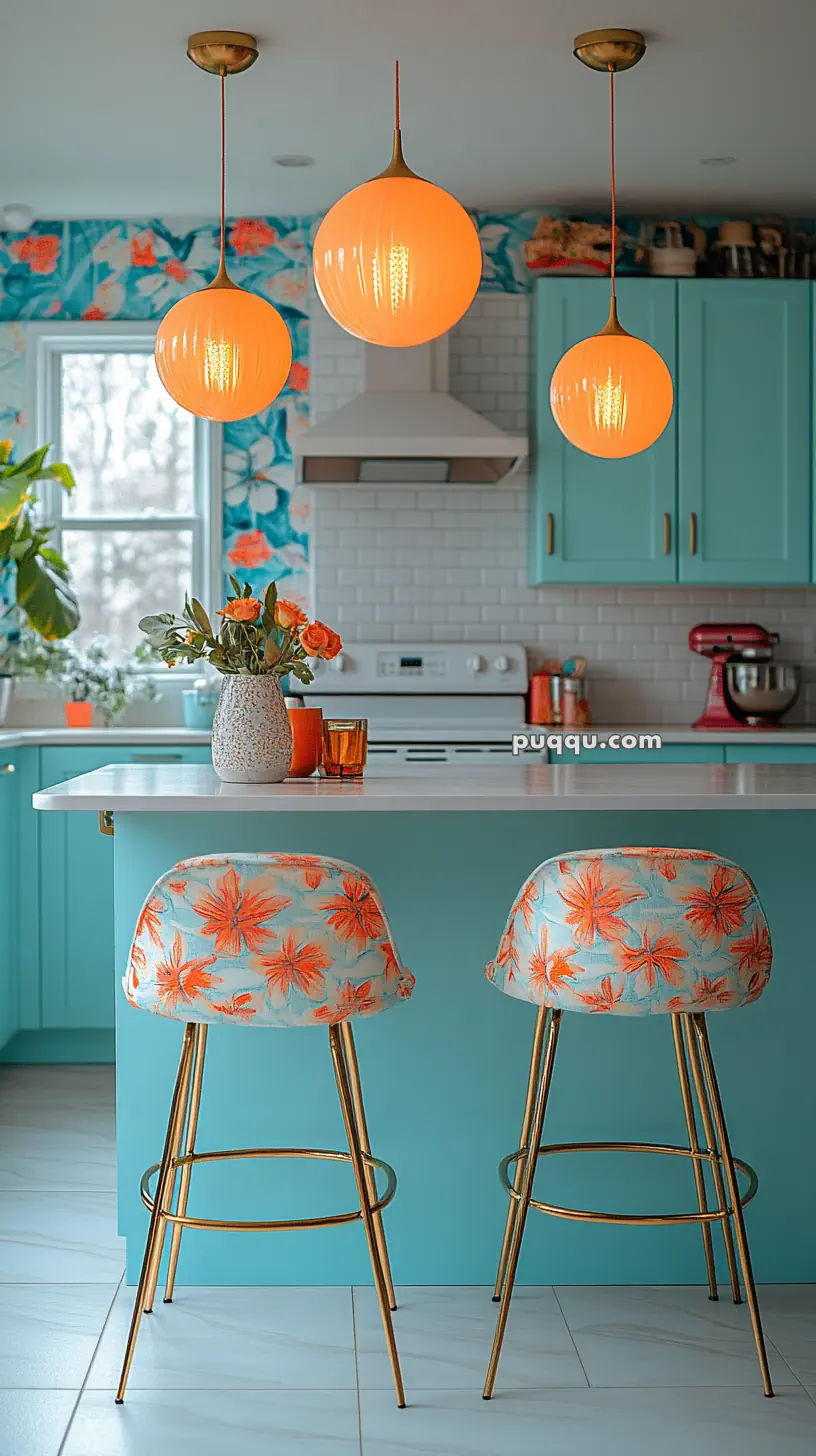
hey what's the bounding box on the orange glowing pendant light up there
[155,31,292,422]
[550,30,673,459]
[312,62,483,348]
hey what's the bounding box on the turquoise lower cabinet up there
[530,278,678,584]
[0,752,18,1053]
[551,744,724,764]
[725,745,816,764]
[677,281,811,584]
[37,745,210,1038]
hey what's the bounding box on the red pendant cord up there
[395,59,400,131]
[609,64,616,301]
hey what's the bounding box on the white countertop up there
[6,723,816,752]
[0,727,211,751]
[31,761,816,812]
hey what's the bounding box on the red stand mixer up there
[689,623,801,730]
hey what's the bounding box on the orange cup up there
[287,706,323,778]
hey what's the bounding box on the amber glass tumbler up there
[321,718,368,778]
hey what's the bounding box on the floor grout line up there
[350,1286,364,1456]
[56,1270,124,1456]
[552,1285,591,1389]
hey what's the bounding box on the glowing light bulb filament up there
[204,336,236,394]
[372,243,410,314]
[594,366,626,437]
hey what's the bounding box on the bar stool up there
[483,846,774,1399]
[117,851,414,1407]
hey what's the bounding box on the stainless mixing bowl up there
[725,662,801,724]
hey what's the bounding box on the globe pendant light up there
[154,31,292,423]
[550,30,673,459]
[312,63,483,348]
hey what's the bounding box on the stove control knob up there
[466,654,485,674]
[329,653,346,671]
[493,654,511,673]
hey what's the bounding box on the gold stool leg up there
[116,1025,195,1403]
[692,1015,774,1397]
[683,1015,742,1304]
[340,1021,397,1311]
[483,1009,562,1400]
[671,1015,718,1300]
[329,1024,405,1409]
[164,1023,208,1303]
[492,1005,548,1303]
[143,1024,197,1315]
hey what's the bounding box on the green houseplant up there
[0,440,80,642]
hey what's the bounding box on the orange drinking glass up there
[287,706,323,778]
[321,719,368,779]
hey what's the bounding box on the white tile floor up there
[0,1063,814,1455]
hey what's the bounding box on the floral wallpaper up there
[0,218,313,610]
[4,208,807,615]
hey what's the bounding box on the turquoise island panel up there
[114,809,815,1289]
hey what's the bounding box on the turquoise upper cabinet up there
[677,281,811,584]
[530,278,678,584]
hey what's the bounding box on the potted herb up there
[140,577,342,783]
[9,629,160,727]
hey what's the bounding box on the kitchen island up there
[33,762,816,1287]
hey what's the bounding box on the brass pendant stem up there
[601,294,626,336]
[372,60,420,181]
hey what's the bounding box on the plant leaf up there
[15,550,80,640]
[0,474,31,530]
[228,573,241,597]
[190,597,214,638]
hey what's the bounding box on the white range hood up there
[295,336,527,486]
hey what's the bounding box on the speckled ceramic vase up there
[211,674,293,784]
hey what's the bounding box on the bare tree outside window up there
[52,351,206,657]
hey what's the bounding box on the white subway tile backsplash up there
[309,291,816,723]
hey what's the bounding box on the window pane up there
[60,353,195,517]
[62,529,192,654]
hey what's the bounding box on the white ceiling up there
[2,0,814,219]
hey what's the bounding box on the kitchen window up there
[30,323,220,657]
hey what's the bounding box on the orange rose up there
[300,621,343,660]
[219,598,262,623]
[275,598,308,631]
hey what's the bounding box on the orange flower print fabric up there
[485,848,771,1016]
[124,854,414,1027]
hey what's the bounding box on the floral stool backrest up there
[125,853,414,1027]
[486,848,771,1015]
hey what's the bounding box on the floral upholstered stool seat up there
[117,852,414,1408]
[482,847,774,1400]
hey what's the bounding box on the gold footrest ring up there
[140,1146,397,1233]
[499,1140,758,1227]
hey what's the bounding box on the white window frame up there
[26,322,222,657]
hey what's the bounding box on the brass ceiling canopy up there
[187,30,259,75]
[573,28,646,72]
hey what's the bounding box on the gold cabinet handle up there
[0,762,15,775]
[689,511,698,555]
[99,809,114,837]
[546,512,554,555]
[663,513,671,555]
